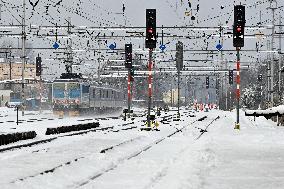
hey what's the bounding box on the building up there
[0,60,39,107]
[0,61,37,81]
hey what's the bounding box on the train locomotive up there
[52,77,125,116]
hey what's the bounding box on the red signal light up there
[237,27,242,32]
[148,28,153,33]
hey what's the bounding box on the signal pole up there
[235,47,241,129]
[127,69,131,114]
[147,49,153,128]
[21,0,26,116]
[177,65,180,117]
[39,74,42,114]
[233,5,245,129]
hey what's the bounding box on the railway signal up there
[125,44,132,69]
[176,41,183,70]
[145,9,157,49]
[206,76,209,89]
[233,5,245,47]
[216,78,220,89]
[145,9,156,129]
[258,74,263,82]
[233,5,245,130]
[229,70,234,85]
[125,43,133,116]
[36,56,42,76]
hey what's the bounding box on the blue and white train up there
[52,79,125,116]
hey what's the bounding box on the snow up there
[246,105,284,115]
[1,107,284,189]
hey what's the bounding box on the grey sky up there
[0,0,283,80]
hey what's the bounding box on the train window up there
[82,85,90,93]
[106,90,109,98]
[100,90,102,99]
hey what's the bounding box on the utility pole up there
[268,0,278,107]
[278,15,282,104]
[219,25,227,110]
[185,76,190,106]
[21,0,26,116]
[98,40,101,81]
[170,81,173,107]
[267,40,271,103]
[216,73,220,108]
[225,60,228,111]
[9,49,12,81]
[0,4,2,20]
[65,17,73,76]
[176,41,183,118]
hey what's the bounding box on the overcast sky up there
[0,0,283,80]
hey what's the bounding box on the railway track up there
[0,117,140,153]
[4,111,207,187]
[0,111,193,154]
[195,116,220,140]
[5,112,195,186]
[75,115,209,188]
[9,134,146,184]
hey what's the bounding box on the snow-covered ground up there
[1,107,284,189]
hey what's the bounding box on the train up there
[52,78,126,116]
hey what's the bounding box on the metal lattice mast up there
[65,17,73,74]
[268,0,278,106]
[278,15,282,103]
[21,0,26,116]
